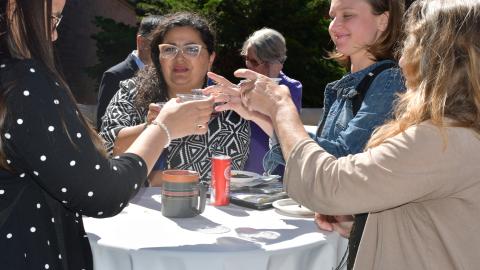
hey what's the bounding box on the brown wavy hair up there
[0,0,106,171]
[134,12,216,110]
[367,0,480,148]
[329,0,405,67]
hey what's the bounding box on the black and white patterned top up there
[99,79,250,180]
[0,58,147,270]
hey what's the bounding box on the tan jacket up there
[284,122,480,269]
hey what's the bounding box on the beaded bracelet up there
[149,120,171,148]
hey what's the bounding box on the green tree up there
[90,0,345,107]
[86,17,137,86]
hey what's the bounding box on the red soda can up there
[210,155,231,206]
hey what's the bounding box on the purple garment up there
[244,71,302,174]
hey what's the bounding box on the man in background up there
[96,15,163,129]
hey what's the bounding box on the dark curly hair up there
[134,12,216,110]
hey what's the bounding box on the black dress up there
[0,58,147,269]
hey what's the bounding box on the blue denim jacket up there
[264,60,405,173]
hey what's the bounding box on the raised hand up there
[232,69,292,117]
[205,72,259,121]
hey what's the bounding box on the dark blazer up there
[96,53,139,129]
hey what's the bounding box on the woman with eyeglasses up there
[0,0,214,269]
[100,12,250,185]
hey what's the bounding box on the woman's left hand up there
[146,103,162,124]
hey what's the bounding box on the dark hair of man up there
[134,12,216,110]
[0,0,105,171]
[137,15,164,38]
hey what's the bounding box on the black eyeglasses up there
[51,14,63,30]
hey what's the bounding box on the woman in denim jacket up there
[265,59,404,170]
[207,0,405,268]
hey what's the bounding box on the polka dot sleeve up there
[1,60,148,217]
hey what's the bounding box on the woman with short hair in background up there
[240,28,302,175]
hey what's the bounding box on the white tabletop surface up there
[83,187,348,270]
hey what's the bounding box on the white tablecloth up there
[83,187,348,270]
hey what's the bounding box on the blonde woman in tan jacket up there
[214,0,480,269]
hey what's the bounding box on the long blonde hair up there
[367,0,480,148]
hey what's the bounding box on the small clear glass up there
[176,93,209,101]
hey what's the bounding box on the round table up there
[83,187,348,270]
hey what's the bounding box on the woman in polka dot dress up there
[0,0,214,269]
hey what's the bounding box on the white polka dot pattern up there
[0,61,149,270]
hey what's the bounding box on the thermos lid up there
[161,170,199,183]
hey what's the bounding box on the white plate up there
[272,198,315,217]
[230,170,260,184]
